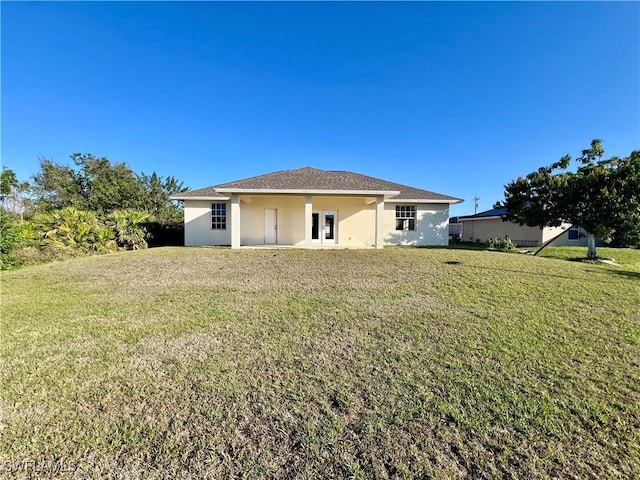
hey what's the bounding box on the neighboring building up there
[458,208,590,247]
[448,216,463,240]
[170,167,462,249]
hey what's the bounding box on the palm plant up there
[92,226,117,253]
[41,207,98,251]
[108,209,151,250]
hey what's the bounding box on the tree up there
[137,171,186,223]
[0,167,18,198]
[30,154,187,224]
[499,140,640,260]
[601,149,640,247]
[31,158,84,211]
[32,154,145,213]
[1,167,31,217]
[3,153,190,267]
[72,153,145,213]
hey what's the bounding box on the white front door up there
[312,211,337,244]
[264,208,277,244]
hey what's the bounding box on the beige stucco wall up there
[183,196,452,247]
[461,218,544,245]
[312,196,377,247]
[184,200,231,246]
[383,203,450,246]
[461,219,592,247]
[238,195,378,246]
[543,225,565,244]
[544,225,590,246]
[239,195,306,246]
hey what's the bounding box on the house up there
[448,216,463,240]
[170,167,462,249]
[458,208,591,247]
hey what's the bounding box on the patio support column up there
[304,195,313,247]
[230,194,241,249]
[375,195,384,249]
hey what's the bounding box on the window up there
[395,205,416,231]
[211,203,227,230]
[568,226,580,240]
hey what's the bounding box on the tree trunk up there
[533,225,573,256]
[587,232,597,260]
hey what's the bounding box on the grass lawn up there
[1,247,639,479]
[538,246,640,271]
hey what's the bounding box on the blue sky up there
[2,1,639,216]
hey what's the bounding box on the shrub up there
[448,233,462,244]
[0,210,25,268]
[486,237,518,252]
[35,207,118,254]
[0,209,44,268]
[108,209,151,250]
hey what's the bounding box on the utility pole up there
[473,196,480,214]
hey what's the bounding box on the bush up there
[108,210,151,250]
[36,207,119,254]
[448,233,462,244]
[486,237,518,252]
[1,211,24,269]
[0,209,39,269]
[1,207,160,269]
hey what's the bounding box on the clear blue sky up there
[2,1,639,216]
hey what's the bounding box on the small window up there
[568,226,580,240]
[211,203,227,230]
[395,205,416,231]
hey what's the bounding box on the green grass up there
[538,246,640,271]
[2,247,639,478]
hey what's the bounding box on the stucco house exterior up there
[170,167,462,249]
[458,208,590,247]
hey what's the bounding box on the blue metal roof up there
[458,208,507,220]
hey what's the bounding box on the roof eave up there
[458,215,503,221]
[214,188,401,197]
[386,198,464,204]
[169,195,230,201]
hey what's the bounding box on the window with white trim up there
[211,203,227,230]
[395,205,416,231]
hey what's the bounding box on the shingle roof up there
[173,185,229,198]
[173,167,462,203]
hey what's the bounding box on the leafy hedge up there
[0,207,175,269]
